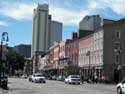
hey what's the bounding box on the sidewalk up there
[80,82,116,93]
[0,88,9,94]
[0,88,2,94]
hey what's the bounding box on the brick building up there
[65,32,79,65]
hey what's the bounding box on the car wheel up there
[32,80,34,83]
[43,81,46,83]
[78,82,80,85]
[117,87,122,94]
[68,82,71,84]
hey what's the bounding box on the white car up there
[117,79,125,94]
[65,75,81,84]
[31,73,46,83]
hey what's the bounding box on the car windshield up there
[34,75,43,77]
[70,75,80,78]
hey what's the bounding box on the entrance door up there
[114,69,121,83]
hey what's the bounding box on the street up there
[0,78,116,94]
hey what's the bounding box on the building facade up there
[78,19,125,83]
[65,32,79,65]
[102,19,125,83]
[47,33,79,76]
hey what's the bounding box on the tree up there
[6,50,25,76]
[64,61,79,76]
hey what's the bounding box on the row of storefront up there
[32,16,125,83]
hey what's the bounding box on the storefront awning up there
[59,56,70,61]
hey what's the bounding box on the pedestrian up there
[101,75,105,83]
[94,74,98,83]
[94,73,98,83]
[81,75,84,84]
[91,76,94,83]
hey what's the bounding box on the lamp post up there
[0,32,9,87]
[86,51,90,80]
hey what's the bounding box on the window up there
[116,30,121,39]
[116,54,120,64]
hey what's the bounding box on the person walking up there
[94,74,98,83]
[81,75,84,84]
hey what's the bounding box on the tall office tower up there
[32,4,62,57]
[79,15,115,38]
[50,21,62,46]
[32,4,49,57]
[32,4,62,73]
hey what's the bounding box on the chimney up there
[72,32,78,39]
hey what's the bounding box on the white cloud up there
[49,6,89,26]
[0,21,8,26]
[1,0,125,26]
[0,2,90,26]
[88,0,125,15]
[0,2,36,20]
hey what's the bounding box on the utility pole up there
[86,51,90,80]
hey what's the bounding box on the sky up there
[0,0,125,47]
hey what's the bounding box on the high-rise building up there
[50,21,62,46]
[32,4,62,73]
[79,15,115,38]
[32,4,49,57]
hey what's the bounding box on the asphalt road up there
[0,78,117,94]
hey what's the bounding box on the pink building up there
[78,34,95,80]
[65,32,79,65]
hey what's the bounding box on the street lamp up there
[86,51,90,80]
[0,32,9,86]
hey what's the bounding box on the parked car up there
[31,73,46,83]
[117,79,125,94]
[64,75,81,85]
